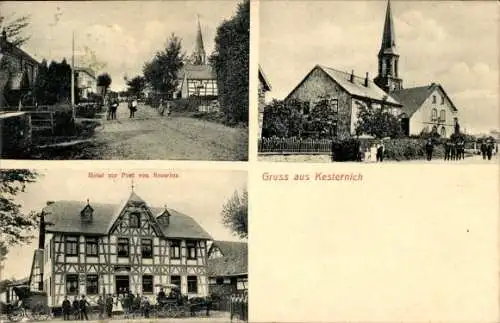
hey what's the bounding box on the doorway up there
[115,275,130,295]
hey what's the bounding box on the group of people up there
[61,292,152,320]
[157,98,172,117]
[106,97,139,120]
[443,139,466,161]
[480,140,497,160]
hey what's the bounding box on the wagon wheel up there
[165,303,180,318]
[32,303,51,321]
[7,308,23,322]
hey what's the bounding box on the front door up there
[115,275,130,295]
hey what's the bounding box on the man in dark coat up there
[487,140,494,160]
[480,141,488,160]
[72,296,80,319]
[425,138,434,161]
[62,296,71,320]
[444,140,451,161]
[106,294,114,318]
[97,296,105,319]
[79,295,90,320]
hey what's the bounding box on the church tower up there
[191,17,206,65]
[374,0,403,93]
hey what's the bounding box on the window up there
[441,96,445,105]
[440,127,446,137]
[142,275,153,294]
[170,275,181,289]
[216,277,224,285]
[439,110,446,122]
[431,109,438,121]
[170,240,180,259]
[237,278,248,291]
[186,241,197,260]
[141,239,152,259]
[85,237,98,257]
[117,238,129,257]
[432,95,436,104]
[129,213,140,228]
[66,274,79,295]
[329,99,338,113]
[187,276,198,293]
[303,104,310,115]
[86,275,99,295]
[65,236,78,256]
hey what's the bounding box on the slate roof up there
[177,64,216,80]
[391,83,458,118]
[287,65,401,106]
[207,241,248,277]
[43,195,212,240]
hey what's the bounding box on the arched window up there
[431,108,438,121]
[129,212,140,228]
[440,126,446,137]
[439,110,446,122]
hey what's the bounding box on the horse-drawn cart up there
[5,287,51,322]
[154,284,211,318]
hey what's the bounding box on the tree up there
[355,102,403,139]
[305,96,339,139]
[0,169,40,246]
[97,73,112,99]
[0,14,30,47]
[210,0,249,125]
[126,76,146,97]
[33,59,71,105]
[143,33,185,99]
[221,188,248,239]
[262,99,306,138]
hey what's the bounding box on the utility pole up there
[71,31,75,118]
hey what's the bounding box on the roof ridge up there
[318,64,373,82]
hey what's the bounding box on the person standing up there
[79,295,90,320]
[376,141,385,162]
[166,100,171,118]
[444,140,451,161]
[62,296,71,321]
[425,138,434,161]
[158,98,165,116]
[106,294,113,318]
[97,296,105,319]
[480,140,487,160]
[72,296,80,320]
[487,140,494,160]
[130,98,138,118]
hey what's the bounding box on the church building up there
[176,19,218,101]
[29,190,212,308]
[283,0,460,138]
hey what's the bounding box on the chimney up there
[364,72,369,87]
[38,212,46,249]
[350,70,355,83]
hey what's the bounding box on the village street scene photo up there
[0,0,249,160]
[258,0,499,163]
[0,169,248,322]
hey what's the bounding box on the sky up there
[0,0,241,91]
[1,168,247,280]
[260,0,499,135]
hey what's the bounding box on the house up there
[175,19,218,108]
[0,277,30,304]
[286,65,402,138]
[391,83,459,137]
[207,241,247,296]
[0,30,40,107]
[29,190,212,308]
[75,67,97,100]
[258,66,272,138]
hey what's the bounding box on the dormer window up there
[80,202,93,223]
[157,207,170,227]
[129,212,140,228]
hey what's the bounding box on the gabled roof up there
[207,240,247,277]
[287,65,401,106]
[259,65,272,91]
[177,63,216,80]
[43,198,212,240]
[391,83,458,118]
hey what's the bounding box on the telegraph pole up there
[71,31,75,118]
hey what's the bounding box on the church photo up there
[258,0,499,163]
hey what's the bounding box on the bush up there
[383,138,445,161]
[331,138,361,161]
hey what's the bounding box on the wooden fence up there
[258,138,332,154]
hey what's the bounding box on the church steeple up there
[374,0,403,93]
[192,16,206,65]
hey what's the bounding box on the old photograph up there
[258,0,499,163]
[0,169,248,322]
[0,0,249,161]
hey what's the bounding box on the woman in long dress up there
[112,294,124,316]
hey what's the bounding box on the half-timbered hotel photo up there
[0,168,248,320]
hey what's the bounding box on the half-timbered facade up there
[34,192,212,308]
[207,241,247,296]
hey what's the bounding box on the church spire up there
[380,0,397,55]
[192,15,206,65]
[374,0,403,93]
